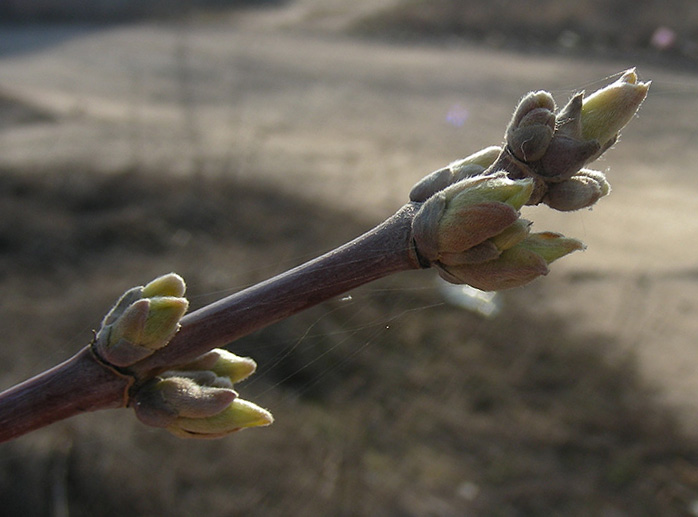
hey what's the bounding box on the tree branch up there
[0,348,131,442]
[0,202,422,442]
[0,70,649,442]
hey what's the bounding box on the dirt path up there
[2,8,698,429]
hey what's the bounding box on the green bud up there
[437,246,549,291]
[581,68,650,149]
[435,174,532,253]
[209,350,257,384]
[167,398,274,439]
[140,296,189,349]
[413,173,533,266]
[488,218,532,251]
[142,272,186,298]
[435,231,584,291]
[515,232,585,264]
[93,273,189,367]
[161,369,228,388]
[439,241,501,266]
[156,377,238,419]
[108,298,150,346]
[176,348,258,385]
[437,201,520,255]
[444,173,533,212]
[99,299,154,367]
[100,286,144,327]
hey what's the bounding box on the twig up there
[0,203,421,442]
[0,70,649,441]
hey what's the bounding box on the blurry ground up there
[2,1,698,515]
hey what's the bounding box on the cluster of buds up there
[499,68,649,210]
[132,348,273,439]
[412,172,583,290]
[93,273,189,367]
[410,69,649,290]
[93,273,272,438]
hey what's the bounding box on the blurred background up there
[2,1,698,515]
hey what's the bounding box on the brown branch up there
[0,348,132,442]
[0,70,650,442]
[0,202,422,442]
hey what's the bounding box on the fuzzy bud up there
[167,399,274,439]
[413,172,533,264]
[437,232,584,291]
[580,69,651,151]
[409,146,501,202]
[93,274,189,367]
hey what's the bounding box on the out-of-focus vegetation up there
[0,0,287,22]
[358,0,698,63]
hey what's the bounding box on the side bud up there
[409,146,501,202]
[167,399,274,439]
[93,273,189,367]
[506,91,556,163]
[544,169,611,211]
[411,171,583,291]
[132,376,238,428]
[413,172,534,265]
[438,232,584,291]
[177,348,258,385]
[131,348,272,439]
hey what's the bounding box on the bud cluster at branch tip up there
[409,69,648,290]
[132,348,273,439]
[498,68,650,210]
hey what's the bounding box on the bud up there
[437,232,584,291]
[132,376,238,428]
[544,169,611,211]
[516,231,585,263]
[209,350,257,384]
[178,348,257,384]
[100,286,144,327]
[492,69,649,210]
[140,296,189,349]
[167,399,274,439]
[93,274,189,367]
[449,145,502,180]
[580,69,651,150]
[154,377,237,419]
[409,146,501,202]
[142,272,186,298]
[506,91,556,163]
[412,173,533,264]
[488,218,532,251]
[130,347,269,438]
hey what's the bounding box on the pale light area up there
[437,278,501,317]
